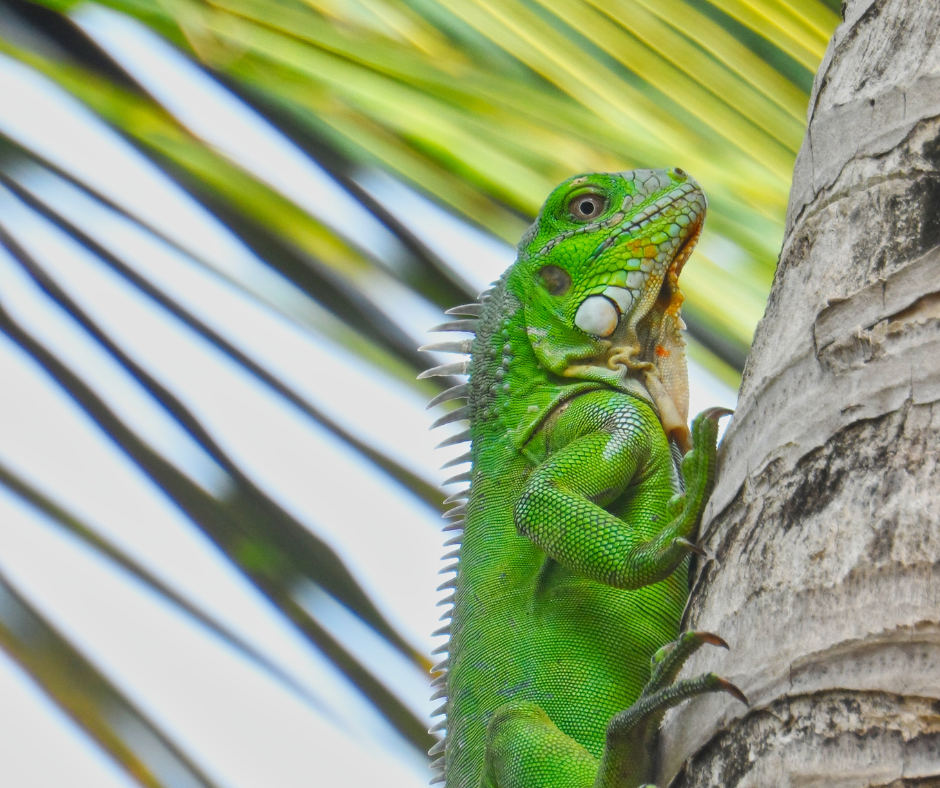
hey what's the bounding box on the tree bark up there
[660,0,940,784]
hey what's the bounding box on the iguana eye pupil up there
[539,265,572,296]
[569,193,606,221]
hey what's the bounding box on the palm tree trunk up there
[661,0,940,784]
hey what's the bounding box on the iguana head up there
[512,168,706,450]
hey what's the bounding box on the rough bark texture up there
[660,0,940,784]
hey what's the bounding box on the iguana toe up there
[672,536,707,557]
[699,406,734,421]
[713,676,749,706]
[644,630,733,698]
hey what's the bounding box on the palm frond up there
[0,571,221,788]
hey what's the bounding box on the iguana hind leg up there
[481,702,598,788]
[480,634,745,788]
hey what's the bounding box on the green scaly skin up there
[420,169,745,788]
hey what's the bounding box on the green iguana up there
[419,169,745,788]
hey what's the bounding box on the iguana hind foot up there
[594,631,746,788]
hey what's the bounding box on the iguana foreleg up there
[515,407,727,590]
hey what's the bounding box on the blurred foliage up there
[0,0,838,784]
[5,0,841,367]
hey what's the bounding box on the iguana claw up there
[695,631,730,650]
[699,406,734,421]
[673,536,707,556]
[714,677,749,706]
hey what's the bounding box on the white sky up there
[0,5,739,787]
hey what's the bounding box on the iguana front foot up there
[653,407,730,561]
[593,631,746,788]
[611,406,728,587]
[671,407,730,530]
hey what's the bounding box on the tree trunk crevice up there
[671,691,940,788]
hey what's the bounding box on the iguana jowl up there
[420,169,744,788]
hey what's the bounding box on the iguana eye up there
[568,193,606,221]
[539,265,571,296]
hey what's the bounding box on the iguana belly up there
[443,452,687,788]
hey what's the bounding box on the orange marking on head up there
[655,345,671,357]
[644,245,657,257]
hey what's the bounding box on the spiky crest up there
[419,295,484,786]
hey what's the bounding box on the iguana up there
[419,169,745,788]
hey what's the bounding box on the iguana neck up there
[467,276,659,451]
